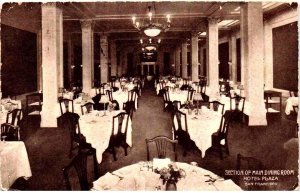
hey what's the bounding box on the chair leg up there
[69,142,73,158]
[124,146,128,156]
[112,147,117,161]
[219,145,223,160]
[92,151,99,180]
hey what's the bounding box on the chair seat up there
[212,132,226,146]
[264,99,279,104]
[28,111,41,115]
[267,108,280,113]
[28,102,43,106]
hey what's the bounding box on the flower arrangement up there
[108,101,117,111]
[154,163,186,184]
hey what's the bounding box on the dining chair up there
[235,153,266,190]
[187,89,195,101]
[127,90,138,111]
[108,112,130,161]
[172,110,194,156]
[208,101,225,115]
[289,90,299,114]
[62,150,99,190]
[162,89,172,112]
[110,80,119,92]
[106,90,113,101]
[80,102,94,115]
[123,101,135,119]
[145,135,178,161]
[26,92,43,128]
[289,90,298,97]
[211,113,232,159]
[229,95,246,122]
[64,113,95,159]
[59,98,74,115]
[1,123,20,141]
[6,108,23,126]
[26,93,43,116]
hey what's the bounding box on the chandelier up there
[132,4,171,37]
[140,38,161,51]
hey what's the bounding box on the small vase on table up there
[166,179,177,191]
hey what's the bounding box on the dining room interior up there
[0,1,299,191]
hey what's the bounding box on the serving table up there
[92,162,241,191]
[79,110,132,163]
[0,141,32,190]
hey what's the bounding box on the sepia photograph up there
[0,0,298,191]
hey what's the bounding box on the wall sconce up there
[71,65,75,69]
[80,65,83,68]
[98,65,101,68]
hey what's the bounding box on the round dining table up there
[92,162,241,191]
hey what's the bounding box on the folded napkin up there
[92,172,120,190]
[153,158,171,170]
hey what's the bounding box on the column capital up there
[80,20,94,30]
[190,31,199,38]
[207,17,220,25]
[42,2,63,9]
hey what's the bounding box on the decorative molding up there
[207,17,220,25]
[80,19,94,30]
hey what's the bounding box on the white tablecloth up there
[285,97,298,115]
[0,141,32,190]
[174,109,222,158]
[92,162,241,191]
[112,91,138,110]
[79,110,132,163]
[169,91,188,104]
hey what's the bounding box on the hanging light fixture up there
[132,3,171,37]
[140,38,161,51]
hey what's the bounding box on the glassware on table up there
[190,161,198,173]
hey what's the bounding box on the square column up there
[81,20,94,92]
[41,3,63,127]
[100,35,108,83]
[229,35,237,84]
[199,46,204,76]
[67,33,73,88]
[191,32,199,81]
[207,18,219,97]
[37,30,43,91]
[175,45,181,76]
[110,40,117,77]
[241,2,267,125]
[0,4,2,99]
[181,42,188,78]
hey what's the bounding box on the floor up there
[12,81,298,190]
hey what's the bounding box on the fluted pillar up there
[207,18,219,97]
[241,2,267,125]
[0,4,2,99]
[181,42,188,78]
[191,32,199,81]
[81,20,94,92]
[100,35,108,83]
[37,30,42,91]
[41,3,63,127]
